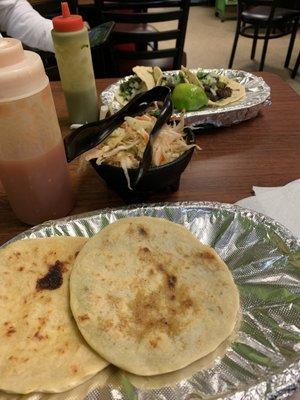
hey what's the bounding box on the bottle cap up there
[52,2,84,32]
[0,38,48,102]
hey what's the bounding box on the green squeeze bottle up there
[52,2,98,124]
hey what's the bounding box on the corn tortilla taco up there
[132,66,155,90]
[181,68,246,107]
[181,66,203,89]
[207,75,246,106]
[115,66,246,109]
[153,66,163,85]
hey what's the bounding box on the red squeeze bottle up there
[0,38,74,225]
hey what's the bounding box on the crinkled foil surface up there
[100,69,271,127]
[1,202,299,400]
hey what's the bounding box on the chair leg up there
[285,18,298,68]
[229,24,240,68]
[251,25,259,60]
[259,24,272,71]
[291,51,300,79]
[109,47,119,77]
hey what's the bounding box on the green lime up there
[171,83,208,111]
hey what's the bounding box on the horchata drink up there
[0,38,73,225]
[52,2,99,124]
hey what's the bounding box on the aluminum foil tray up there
[100,69,271,127]
[1,202,299,400]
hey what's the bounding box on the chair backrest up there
[237,0,284,22]
[30,0,78,18]
[95,0,190,73]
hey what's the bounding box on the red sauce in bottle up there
[0,39,74,224]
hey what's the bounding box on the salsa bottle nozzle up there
[61,2,71,18]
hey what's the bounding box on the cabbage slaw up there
[85,114,198,189]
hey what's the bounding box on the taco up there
[116,75,146,105]
[132,66,155,90]
[181,66,203,89]
[115,91,128,106]
[115,66,159,105]
[153,66,164,85]
[206,75,246,107]
[182,68,246,107]
[115,66,246,108]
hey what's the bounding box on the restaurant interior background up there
[1,1,300,399]
[158,2,300,94]
[27,0,300,92]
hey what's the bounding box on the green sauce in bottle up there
[52,2,98,124]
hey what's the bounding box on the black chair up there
[94,0,191,77]
[28,1,114,79]
[30,0,78,17]
[229,0,300,71]
[27,1,77,80]
[24,40,114,80]
[290,49,300,78]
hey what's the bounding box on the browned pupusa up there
[0,237,108,394]
[70,217,240,376]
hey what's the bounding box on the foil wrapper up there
[100,69,271,127]
[1,202,299,400]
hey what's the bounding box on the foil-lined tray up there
[1,202,300,400]
[100,69,271,127]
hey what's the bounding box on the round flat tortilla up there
[70,217,240,376]
[124,319,239,390]
[0,237,108,394]
[0,366,112,400]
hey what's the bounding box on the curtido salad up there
[115,66,246,112]
[85,113,198,189]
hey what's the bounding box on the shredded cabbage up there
[85,114,199,189]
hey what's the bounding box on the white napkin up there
[236,179,300,239]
